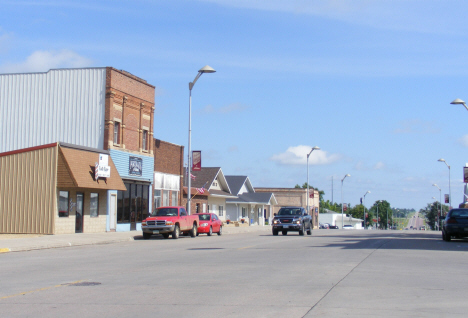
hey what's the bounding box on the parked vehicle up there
[442,208,468,242]
[328,224,339,229]
[343,225,353,229]
[196,213,222,236]
[272,206,312,236]
[141,206,198,239]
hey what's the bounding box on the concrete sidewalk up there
[0,225,272,253]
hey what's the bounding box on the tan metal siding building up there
[0,143,126,234]
[0,143,58,234]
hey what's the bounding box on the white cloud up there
[393,119,439,134]
[374,161,385,170]
[458,135,468,147]
[198,0,467,35]
[270,145,341,165]
[0,29,12,54]
[0,49,93,73]
[355,160,386,171]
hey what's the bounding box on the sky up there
[1,0,468,211]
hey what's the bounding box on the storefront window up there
[117,182,149,224]
[58,191,69,217]
[171,191,178,206]
[163,190,169,206]
[154,190,161,209]
[90,193,99,217]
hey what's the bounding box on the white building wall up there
[1,68,107,153]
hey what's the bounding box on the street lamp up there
[341,174,351,228]
[306,146,320,217]
[433,184,442,231]
[451,98,468,111]
[376,200,382,229]
[363,191,370,229]
[438,158,451,210]
[187,65,216,215]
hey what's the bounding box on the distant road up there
[406,211,424,230]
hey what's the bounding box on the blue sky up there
[2,0,468,210]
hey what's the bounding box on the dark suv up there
[272,207,312,236]
[442,208,468,241]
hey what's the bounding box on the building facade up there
[0,67,155,233]
[0,143,126,234]
[255,187,320,228]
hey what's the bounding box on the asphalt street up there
[1,229,467,318]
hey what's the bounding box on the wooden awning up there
[57,146,127,191]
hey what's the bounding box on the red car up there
[196,213,222,236]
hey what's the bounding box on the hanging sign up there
[97,154,110,178]
[192,151,201,171]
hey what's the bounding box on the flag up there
[196,187,205,194]
[191,173,196,180]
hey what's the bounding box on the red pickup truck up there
[141,206,198,239]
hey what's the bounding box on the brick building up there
[0,67,155,234]
[153,139,184,208]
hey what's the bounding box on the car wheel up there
[446,232,452,242]
[282,230,287,235]
[143,232,151,240]
[299,224,305,236]
[273,229,278,236]
[207,226,212,236]
[217,226,222,236]
[172,225,180,239]
[162,233,170,239]
[189,224,197,237]
[307,223,312,235]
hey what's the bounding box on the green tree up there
[294,183,325,202]
[369,200,392,229]
[424,201,449,230]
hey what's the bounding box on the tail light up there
[446,217,458,224]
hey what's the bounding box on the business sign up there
[129,156,143,176]
[192,151,201,171]
[95,157,110,180]
[96,154,110,178]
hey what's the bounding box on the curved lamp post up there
[433,184,442,231]
[451,98,468,111]
[188,65,216,215]
[438,158,451,210]
[341,174,351,228]
[363,191,370,229]
[306,147,320,219]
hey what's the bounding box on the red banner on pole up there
[192,151,201,171]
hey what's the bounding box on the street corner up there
[0,248,11,253]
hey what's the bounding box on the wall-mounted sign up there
[192,151,201,171]
[98,164,111,178]
[129,156,143,176]
[95,154,110,178]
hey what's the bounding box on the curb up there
[0,227,272,253]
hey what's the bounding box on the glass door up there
[75,193,84,233]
